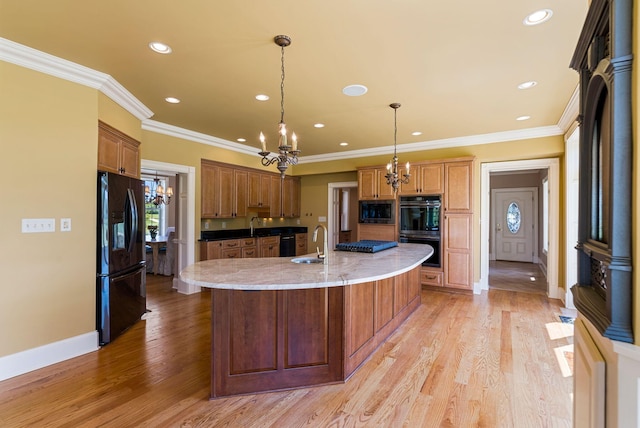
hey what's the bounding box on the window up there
[144,178,169,238]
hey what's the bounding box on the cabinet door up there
[201,163,220,218]
[218,166,235,218]
[295,233,308,256]
[358,169,378,200]
[443,213,472,290]
[120,140,140,178]
[282,176,300,217]
[377,169,396,199]
[269,176,282,217]
[234,169,248,217]
[420,163,444,194]
[445,161,472,212]
[97,129,120,174]
[200,241,222,260]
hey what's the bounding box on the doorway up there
[327,182,358,251]
[141,159,197,294]
[492,188,537,263]
[480,158,560,298]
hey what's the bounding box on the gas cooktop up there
[334,240,398,254]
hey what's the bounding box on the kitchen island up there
[180,243,433,398]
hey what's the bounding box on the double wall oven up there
[399,195,441,268]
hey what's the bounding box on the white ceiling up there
[0,1,587,160]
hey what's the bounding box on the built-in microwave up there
[359,200,395,224]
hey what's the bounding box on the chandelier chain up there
[280,44,286,124]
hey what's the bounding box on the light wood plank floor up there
[0,276,573,427]
[489,260,547,295]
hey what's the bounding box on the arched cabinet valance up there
[570,0,633,343]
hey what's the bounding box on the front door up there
[494,189,535,262]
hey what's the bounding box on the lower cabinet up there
[208,266,421,397]
[200,238,257,261]
[258,236,280,257]
[295,233,308,256]
[357,223,396,241]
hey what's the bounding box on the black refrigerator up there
[97,171,147,345]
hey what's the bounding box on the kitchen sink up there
[290,257,324,264]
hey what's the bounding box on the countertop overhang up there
[179,243,433,290]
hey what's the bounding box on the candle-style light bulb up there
[387,163,392,172]
[259,132,266,152]
[291,133,298,151]
[279,122,287,147]
[406,162,410,174]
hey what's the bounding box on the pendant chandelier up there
[385,103,410,192]
[145,172,173,206]
[258,35,300,179]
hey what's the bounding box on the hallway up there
[489,260,547,295]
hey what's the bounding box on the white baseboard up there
[0,331,99,381]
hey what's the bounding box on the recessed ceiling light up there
[412,131,422,136]
[516,115,531,121]
[518,81,538,90]
[237,138,246,142]
[342,84,368,97]
[149,42,172,54]
[165,97,180,104]
[340,142,348,146]
[523,9,553,26]
[314,123,325,128]
[255,94,269,101]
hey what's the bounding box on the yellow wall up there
[0,62,98,356]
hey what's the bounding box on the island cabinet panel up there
[285,288,330,367]
[343,266,422,377]
[228,290,278,374]
[211,287,344,398]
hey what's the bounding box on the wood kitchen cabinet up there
[201,161,248,218]
[399,162,444,195]
[295,233,308,256]
[98,121,140,178]
[269,176,282,218]
[200,237,256,261]
[444,160,472,212]
[258,236,280,258]
[247,171,272,209]
[358,167,395,200]
[282,176,301,218]
[442,213,472,290]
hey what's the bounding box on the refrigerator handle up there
[126,188,139,252]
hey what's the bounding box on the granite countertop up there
[179,243,433,290]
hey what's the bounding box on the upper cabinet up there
[444,160,473,213]
[248,171,271,209]
[399,163,444,196]
[358,167,396,200]
[201,161,247,218]
[201,160,301,219]
[98,121,140,178]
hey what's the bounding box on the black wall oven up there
[399,195,441,268]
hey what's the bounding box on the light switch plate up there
[60,218,71,232]
[318,216,327,222]
[22,218,55,233]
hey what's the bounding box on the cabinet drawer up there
[242,247,257,258]
[421,270,443,287]
[222,239,241,249]
[222,248,242,259]
[259,236,279,245]
[240,238,256,247]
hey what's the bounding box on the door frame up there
[141,159,197,294]
[491,187,538,263]
[480,158,559,298]
[327,182,358,251]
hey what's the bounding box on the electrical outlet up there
[222,222,226,229]
[22,218,55,233]
[296,219,301,225]
[318,216,327,222]
[60,218,71,232]
[204,221,210,230]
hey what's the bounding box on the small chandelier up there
[145,172,173,206]
[258,35,300,179]
[385,103,410,192]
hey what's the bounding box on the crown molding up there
[0,37,152,120]
[142,119,258,157]
[297,125,565,164]
[557,85,580,132]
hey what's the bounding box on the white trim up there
[298,126,564,164]
[327,182,358,251]
[557,85,580,132]
[0,37,153,121]
[0,332,99,381]
[141,160,197,294]
[480,158,560,299]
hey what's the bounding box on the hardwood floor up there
[489,260,547,295]
[0,275,573,427]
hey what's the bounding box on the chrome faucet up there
[312,224,328,264]
[250,216,260,237]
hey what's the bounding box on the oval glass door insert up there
[506,202,521,234]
